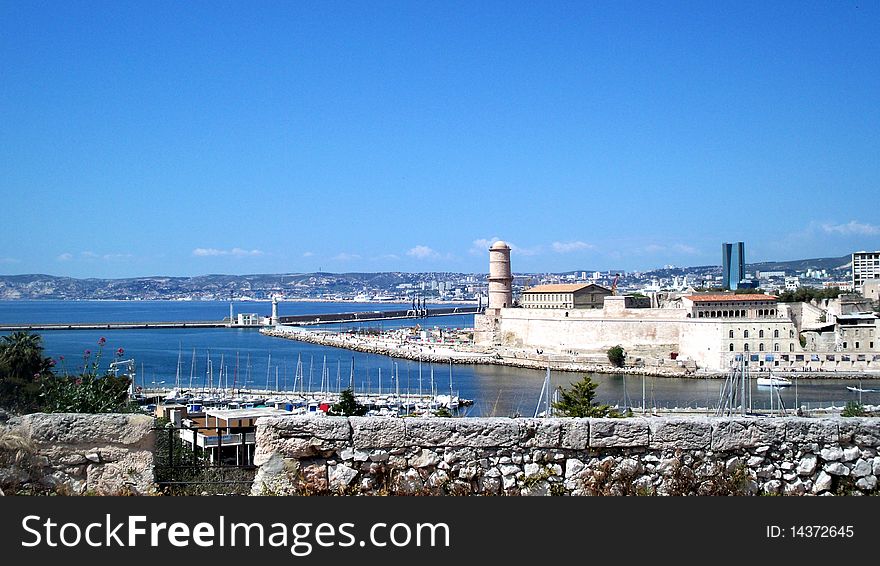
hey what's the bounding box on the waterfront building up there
[852,251,880,293]
[520,283,611,309]
[722,242,745,290]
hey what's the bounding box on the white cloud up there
[407,245,437,259]
[673,244,698,255]
[469,238,498,255]
[0,257,20,264]
[332,252,361,261]
[821,221,880,236]
[101,253,133,261]
[470,237,540,257]
[551,241,593,253]
[192,247,264,257]
[57,253,73,262]
[80,251,100,259]
[302,251,314,258]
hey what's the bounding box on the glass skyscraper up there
[722,242,745,290]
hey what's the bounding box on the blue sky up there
[1,1,878,278]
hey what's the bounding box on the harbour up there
[2,300,879,417]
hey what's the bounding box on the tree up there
[0,331,54,411]
[330,388,367,416]
[552,375,619,417]
[607,345,626,368]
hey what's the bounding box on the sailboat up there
[756,373,792,387]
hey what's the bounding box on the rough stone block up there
[711,418,784,451]
[518,418,562,448]
[784,419,839,444]
[649,418,711,450]
[18,413,154,448]
[560,420,590,450]
[405,418,519,448]
[350,417,405,449]
[590,418,649,448]
[261,416,351,441]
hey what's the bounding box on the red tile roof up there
[685,294,777,302]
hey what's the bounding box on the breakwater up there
[261,327,710,378]
[251,415,880,496]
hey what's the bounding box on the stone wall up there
[251,415,880,496]
[0,413,155,495]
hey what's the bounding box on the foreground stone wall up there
[251,415,880,496]
[0,413,155,495]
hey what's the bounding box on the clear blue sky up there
[1,1,878,278]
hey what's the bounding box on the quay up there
[277,306,482,326]
[0,321,227,331]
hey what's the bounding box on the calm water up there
[1,300,875,415]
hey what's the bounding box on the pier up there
[0,306,483,332]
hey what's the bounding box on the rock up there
[340,447,370,462]
[797,455,818,476]
[328,464,358,490]
[852,459,872,478]
[842,447,861,462]
[523,463,542,477]
[784,479,807,496]
[405,418,518,448]
[369,451,389,462]
[649,418,711,450]
[747,455,765,468]
[500,464,520,477]
[855,475,877,491]
[560,420,590,450]
[502,474,517,490]
[763,480,783,495]
[84,453,100,463]
[824,462,849,476]
[590,418,649,448]
[812,471,833,494]
[349,416,403,449]
[780,461,795,471]
[784,419,839,444]
[457,463,480,481]
[427,470,449,488]
[518,418,562,448]
[410,449,441,468]
[874,457,880,477]
[565,459,585,479]
[820,446,843,462]
[783,472,797,482]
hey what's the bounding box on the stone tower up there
[271,295,279,326]
[488,240,513,310]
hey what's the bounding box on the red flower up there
[84,349,91,357]
[116,347,125,356]
[59,355,65,361]
[98,337,107,346]
[49,359,57,367]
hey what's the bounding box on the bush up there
[842,401,866,417]
[607,345,626,368]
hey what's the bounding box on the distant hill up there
[747,255,851,274]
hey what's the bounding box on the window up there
[790,344,794,352]
[744,343,750,352]
[790,330,794,338]
[856,342,860,349]
[729,330,734,339]
[729,343,734,352]
[759,343,764,351]
[744,330,749,339]
[844,342,848,349]
[759,330,764,338]
[774,329,779,338]
[774,343,780,352]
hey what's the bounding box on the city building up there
[852,251,880,293]
[722,242,745,290]
[520,283,611,309]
